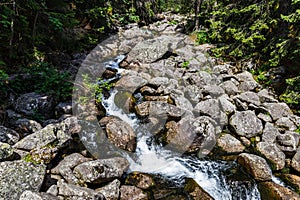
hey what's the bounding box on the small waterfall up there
[99,56,262,200]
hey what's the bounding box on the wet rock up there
[14,118,42,137]
[280,174,300,192]
[230,111,263,138]
[13,92,55,119]
[256,142,285,170]
[237,153,272,181]
[19,190,59,200]
[259,181,300,200]
[106,119,136,152]
[115,75,147,93]
[0,125,20,145]
[262,122,281,143]
[0,142,14,160]
[57,180,105,199]
[275,117,297,131]
[292,147,300,173]
[165,116,217,155]
[262,102,293,121]
[120,185,148,200]
[51,153,92,184]
[0,160,46,199]
[114,91,136,113]
[73,157,129,184]
[126,35,184,64]
[184,178,213,200]
[96,179,120,200]
[125,172,155,189]
[217,134,245,154]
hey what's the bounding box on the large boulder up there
[73,157,129,184]
[115,75,147,93]
[13,92,55,119]
[96,179,121,200]
[256,142,285,170]
[237,153,272,181]
[0,160,46,199]
[259,182,300,200]
[106,120,137,152]
[262,102,293,121]
[217,134,245,154]
[230,111,263,138]
[57,180,105,200]
[126,35,184,64]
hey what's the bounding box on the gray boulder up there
[51,153,92,184]
[262,122,281,143]
[217,134,245,154]
[0,160,46,199]
[275,117,297,131]
[120,185,147,200]
[14,118,42,136]
[194,99,223,121]
[126,35,184,64]
[73,157,129,184]
[235,91,260,106]
[96,179,121,200]
[115,75,147,93]
[19,191,59,200]
[256,142,285,170]
[57,180,104,200]
[262,102,293,121]
[13,92,55,119]
[292,147,300,173]
[237,153,272,181]
[220,80,240,96]
[106,120,137,152]
[230,111,263,138]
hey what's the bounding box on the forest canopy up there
[0,0,299,112]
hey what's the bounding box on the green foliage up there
[181,60,190,69]
[280,76,300,112]
[196,30,210,45]
[0,69,9,102]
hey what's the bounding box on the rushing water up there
[97,55,263,200]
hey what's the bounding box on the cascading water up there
[100,55,262,200]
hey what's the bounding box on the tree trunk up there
[194,0,202,30]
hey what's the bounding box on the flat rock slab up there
[0,160,46,199]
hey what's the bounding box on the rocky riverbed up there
[0,13,300,199]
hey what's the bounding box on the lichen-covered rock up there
[13,124,57,151]
[220,80,240,96]
[96,179,120,200]
[218,95,236,115]
[276,132,298,154]
[202,85,225,97]
[184,178,213,200]
[256,142,285,170]
[0,160,46,199]
[0,125,20,145]
[259,182,300,200]
[106,120,136,152]
[262,122,281,143]
[57,180,105,200]
[194,99,223,121]
[230,111,263,138]
[19,190,59,200]
[275,117,297,131]
[237,153,272,181]
[257,89,278,103]
[126,35,184,64]
[51,153,92,184]
[13,92,55,119]
[235,91,260,106]
[115,75,147,93]
[73,157,129,184]
[0,142,14,161]
[125,172,155,189]
[262,102,293,121]
[280,174,300,193]
[217,134,245,154]
[120,185,148,200]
